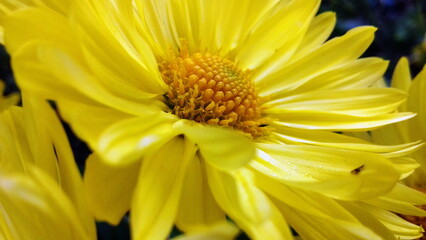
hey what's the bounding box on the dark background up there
[1,0,425,239]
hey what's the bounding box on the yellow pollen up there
[159,50,268,138]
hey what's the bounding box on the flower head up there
[3,0,426,239]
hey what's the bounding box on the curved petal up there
[175,120,255,170]
[252,144,400,200]
[271,125,422,154]
[84,154,140,225]
[273,111,414,131]
[131,137,196,240]
[275,199,387,240]
[176,154,226,232]
[73,0,167,95]
[205,166,294,239]
[364,183,426,216]
[258,26,377,98]
[290,11,336,61]
[236,0,319,69]
[98,112,178,166]
[23,96,96,238]
[284,58,388,97]
[265,88,407,117]
[6,8,163,114]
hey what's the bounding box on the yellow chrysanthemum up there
[372,58,426,188]
[3,0,426,239]
[0,95,96,240]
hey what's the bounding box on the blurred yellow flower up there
[0,96,96,240]
[372,58,426,188]
[3,0,426,239]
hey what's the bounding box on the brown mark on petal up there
[351,164,365,175]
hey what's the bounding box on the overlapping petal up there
[253,144,400,200]
[176,154,226,231]
[131,137,196,240]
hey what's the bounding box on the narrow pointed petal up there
[291,12,336,60]
[365,183,426,216]
[391,58,412,92]
[273,111,414,131]
[131,137,196,240]
[265,88,406,117]
[206,166,294,239]
[176,154,226,232]
[272,125,422,153]
[258,27,377,97]
[253,144,400,200]
[237,0,319,69]
[277,202,385,240]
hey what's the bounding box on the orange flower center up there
[159,49,268,138]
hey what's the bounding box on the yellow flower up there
[0,96,96,240]
[3,0,425,239]
[0,80,19,110]
[372,58,426,188]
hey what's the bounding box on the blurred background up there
[0,0,425,239]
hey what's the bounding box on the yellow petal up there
[362,204,424,240]
[176,154,226,232]
[172,221,239,240]
[365,183,426,216]
[0,106,33,172]
[276,201,384,240]
[253,144,400,200]
[98,112,178,166]
[406,63,426,140]
[265,88,406,117]
[255,171,360,222]
[285,58,388,96]
[272,125,422,153]
[133,0,178,57]
[3,8,72,55]
[73,0,167,95]
[84,154,140,225]
[57,101,133,152]
[212,0,279,55]
[176,120,255,170]
[23,96,96,238]
[337,202,397,240]
[6,9,162,114]
[258,26,377,98]
[291,11,336,60]
[0,168,92,240]
[386,157,421,179]
[237,0,319,69]
[273,111,414,131]
[205,166,293,239]
[391,57,412,92]
[131,137,196,240]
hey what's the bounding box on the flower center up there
[159,49,267,138]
